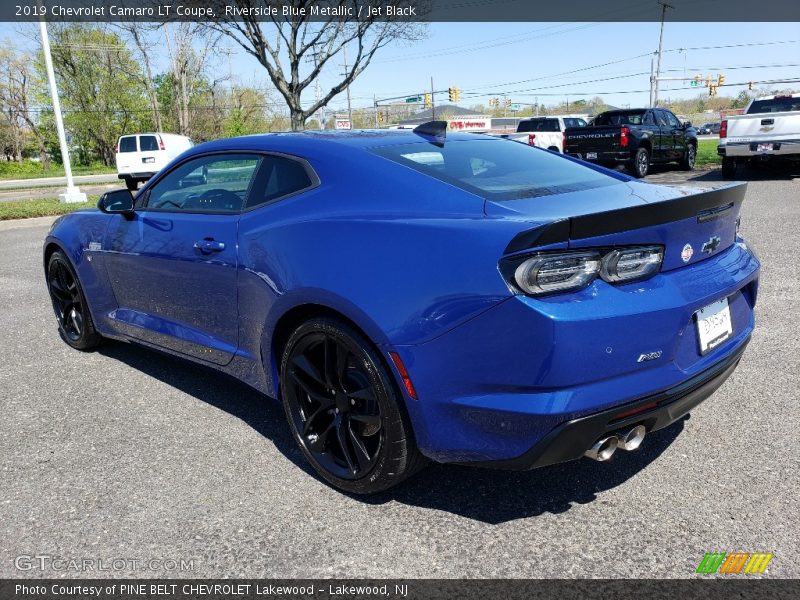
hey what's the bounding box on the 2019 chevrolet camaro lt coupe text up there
[44,122,760,494]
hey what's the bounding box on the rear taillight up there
[158,136,165,150]
[720,120,727,139]
[503,246,665,297]
[528,133,536,145]
[620,126,630,148]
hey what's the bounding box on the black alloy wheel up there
[280,318,425,494]
[628,147,650,178]
[47,251,102,350]
[682,143,697,170]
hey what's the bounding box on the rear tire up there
[280,317,426,494]
[47,251,103,351]
[124,177,138,191]
[627,147,650,178]
[721,157,737,179]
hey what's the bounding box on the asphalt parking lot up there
[1,167,798,578]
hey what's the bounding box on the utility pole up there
[535,96,539,117]
[374,95,379,128]
[649,53,655,107]
[430,76,435,120]
[39,17,85,203]
[342,44,353,127]
[653,1,674,107]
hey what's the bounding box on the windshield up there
[371,138,619,200]
[747,97,800,114]
[594,111,647,126]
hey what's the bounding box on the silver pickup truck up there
[718,93,800,178]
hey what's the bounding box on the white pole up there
[39,18,86,203]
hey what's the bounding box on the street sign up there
[335,118,351,130]
[510,103,522,111]
[405,96,422,103]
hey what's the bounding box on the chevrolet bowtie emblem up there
[702,236,721,253]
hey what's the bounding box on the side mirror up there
[97,189,134,215]
[683,121,692,128]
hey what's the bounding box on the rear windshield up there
[371,138,618,200]
[139,135,160,151]
[118,136,137,153]
[747,97,800,114]
[517,119,559,133]
[594,111,647,126]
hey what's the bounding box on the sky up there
[1,20,798,113]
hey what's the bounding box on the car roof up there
[189,129,491,155]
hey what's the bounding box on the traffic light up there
[708,85,717,97]
[448,87,456,102]
[489,97,498,107]
[717,74,725,86]
[377,110,384,124]
[504,98,512,107]
[424,93,432,108]
[704,75,712,88]
[748,81,754,90]
[454,87,460,103]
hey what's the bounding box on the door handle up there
[194,238,226,254]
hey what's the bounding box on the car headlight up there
[505,246,664,296]
[599,246,663,283]
[513,252,601,296]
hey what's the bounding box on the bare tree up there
[163,22,221,137]
[202,1,425,130]
[0,47,50,167]
[114,22,164,131]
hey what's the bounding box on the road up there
[0,173,119,190]
[0,172,797,578]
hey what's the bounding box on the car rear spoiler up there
[504,182,747,254]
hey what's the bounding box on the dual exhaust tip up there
[584,425,646,462]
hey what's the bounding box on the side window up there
[118,136,137,152]
[245,155,316,209]
[655,110,670,127]
[145,154,261,213]
[139,135,159,151]
[643,112,656,126]
[665,111,682,128]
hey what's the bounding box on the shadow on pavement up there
[99,339,686,525]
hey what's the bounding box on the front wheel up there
[721,157,737,179]
[681,143,697,170]
[627,147,650,178]
[280,317,426,494]
[47,251,103,351]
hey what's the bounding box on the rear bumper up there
[393,242,760,464]
[719,140,800,158]
[566,150,631,164]
[465,337,748,470]
[118,172,156,180]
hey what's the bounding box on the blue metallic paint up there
[44,131,760,466]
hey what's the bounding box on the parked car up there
[718,93,800,178]
[698,122,720,135]
[45,122,759,494]
[115,133,193,191]
[500,116,588,152]
[564,108,698,177]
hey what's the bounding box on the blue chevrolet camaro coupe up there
[44,122,760,494]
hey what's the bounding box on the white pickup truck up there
[499,116,588,153]
[718,93,800,178]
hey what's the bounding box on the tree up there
[203,0,425,130]
[0,46,50,166]
[114,22,165,131]
[46,24,151,165]
[730,90,751,109]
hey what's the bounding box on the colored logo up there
[696,552,774,574]
[681,243,694,262]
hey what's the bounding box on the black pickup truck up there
[563,108,698,177]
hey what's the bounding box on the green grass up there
[0,196,99,220]
[696,139,720,168]
[0,160,116,181]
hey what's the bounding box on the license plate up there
[695,297,733,355]
[586,152,598,159]
[757,143,773,152]
[143,157,155,164]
